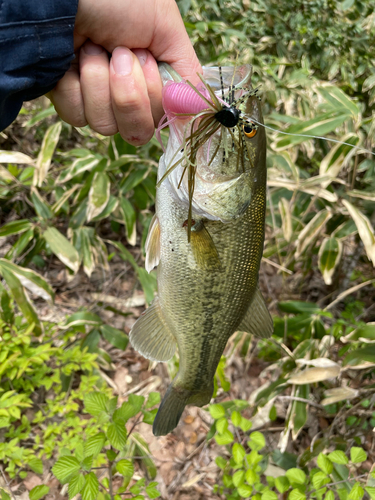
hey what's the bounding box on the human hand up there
[48,0,201,145]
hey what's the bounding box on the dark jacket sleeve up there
[0,0,79,131]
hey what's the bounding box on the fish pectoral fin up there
[145,214,160,273]
[239,287,273,339]
[190,221,221,271]
[129,296,177,362]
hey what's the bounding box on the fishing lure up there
[156,66,260,238]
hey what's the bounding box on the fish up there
[129,63,273,436]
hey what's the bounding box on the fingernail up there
[83,41,104,55]
[112,47,134,76]
[133,48,147,67]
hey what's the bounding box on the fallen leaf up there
[321,386,358,405]
[288,365,340,384]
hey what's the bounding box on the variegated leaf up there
[362,74,375,93]
[272,152,299,182]
[0,266,42,335]
[296,358,338,368]
[33,121,62,186]
[120,197,136,246]
[318,237,343,285]
[87,172,110,222]
[342,200,375,266]
[81,229,95,277]
[341,323,375,343]
[0,150,33,164]
[0,165,17,181]
[52,185,80,214]
[296,209,332,257]
[0,259,54,301]
[275,111,351,149]
[43,227,80,273]
[268,178,338,202]
[278,197,293,242]
[57,156,100,183]
[319,133,359,187]
[346,190,375,201]
[317,86,360,117]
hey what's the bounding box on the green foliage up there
[0,127,158,304]
[1,1,375,498]
[29,485,50,500]
[0,299,160,499]
[50,389,161,500]
[183,0,375,95]
[0,303,105,477]
[177,0,375,286]
[209,400,372,499]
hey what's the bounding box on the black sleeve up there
[0,0,79,131]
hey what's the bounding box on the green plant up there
[217,298,375,450]
[0,296,103,478]
[177,0,375,286]
[0,297,160,500]
[1,1,375,497]
[0,120,159,303]
[209,400,374,500]
[51,391,161,500]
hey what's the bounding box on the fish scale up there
[129,64,273,436]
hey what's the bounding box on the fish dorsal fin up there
[145,214,160,273]
[239,287,273,339]
[129,296,177,362]
[190,221,222,271]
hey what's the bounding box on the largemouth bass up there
[130,64,272,436]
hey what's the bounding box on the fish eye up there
[243,123,257,138]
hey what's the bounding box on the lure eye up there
[243,123,257,138]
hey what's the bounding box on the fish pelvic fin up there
[189,220,221,271]
[145,214,160,273]
[239,287,273,339]
[153,383,213,436]
[129,296,177,362]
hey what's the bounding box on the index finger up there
[150,0,202,84]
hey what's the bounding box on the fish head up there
[157,64,266,222]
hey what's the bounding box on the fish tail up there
[152,383,189,436]
[153,382,213,436]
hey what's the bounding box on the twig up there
[337,239,364,296]
[127,413,143,439]
[350,154,359,189]
[277,395,324,410]
[307,473,367,495]
[271,338,294,359]
[185,439,206,461]
[262,256,293,274]
[0,467,16,500]
[267,185,283,268]
[92,455,175,469]
[325,279,375,311]
[98,481,110,495]
[108,451,114,500]
[259,426,285,432]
